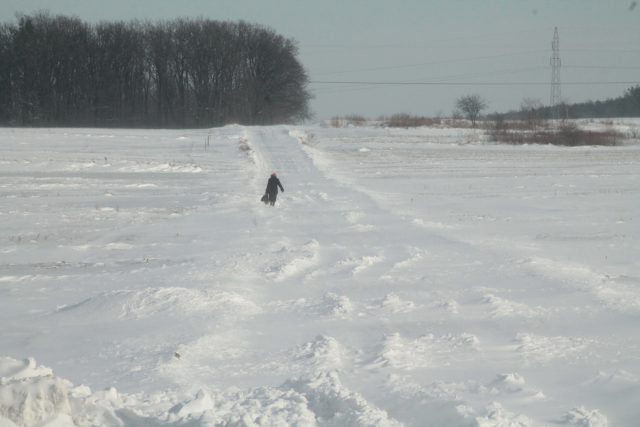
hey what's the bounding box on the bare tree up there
[520,97,543,130]
[455,94,487,127]
[0,14,311,127]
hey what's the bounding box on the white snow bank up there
[168,370,403,426]
[372,332,479,370]
[482,294,545,318]
[474,402,534,427]
[0,358,72,427]
[284,371,402,427]
[562,406,608,427]
[292,336,344,372]
[0,357,403,427]
[167,387,316,426]
[379,293,416,314]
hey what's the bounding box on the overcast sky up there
[2,0,639,120]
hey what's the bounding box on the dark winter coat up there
[266,176,284,196]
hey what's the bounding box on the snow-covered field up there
[1,121,639,426]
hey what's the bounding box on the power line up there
[312,50,547,76]
[311,66,549,95]
[310,80,639,86]
[562,48,640,54]
[564,65,640,70]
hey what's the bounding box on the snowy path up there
[1,125,639,426]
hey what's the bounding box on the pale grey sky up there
[2,0,639,119]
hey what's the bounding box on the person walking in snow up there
[264,172,284,206]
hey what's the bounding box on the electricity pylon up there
[550,27,562,120]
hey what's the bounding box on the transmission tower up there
[550,27,562,120]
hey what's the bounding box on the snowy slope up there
[1,123,639,426]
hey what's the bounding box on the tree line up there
[503,85,640,121]
[0,13,311,127]
[560,85,640,119]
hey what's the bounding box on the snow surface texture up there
[0,122,639,426]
